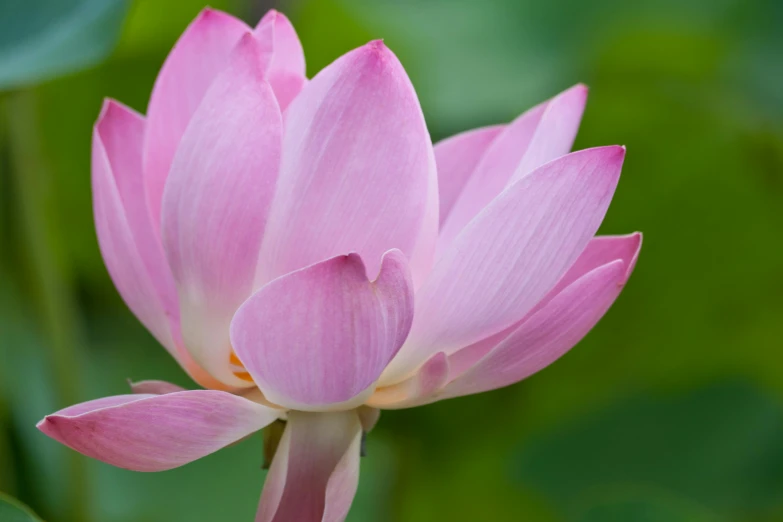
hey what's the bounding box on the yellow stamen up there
[233,371,255,382]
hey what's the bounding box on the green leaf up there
[0,0,130,90]
[0,492,44,522]
[516,381,783,520]
[579,496,716,522]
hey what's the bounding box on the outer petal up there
[437,85,587,254]
[256,41,436,287]
[444,232,643,377]
[161,34,282,387]
[434,125,504,226]
[37,391,279,472]
[376,233,642,407]
[437,260,630,400]
[93,101,177,355]
[382,146,625,385]
[143,8,252,230]
[255,10,307,110]
[256,411,362,522]
[530,232,642,316]
[93,101,233,391]
[231,251,414,411]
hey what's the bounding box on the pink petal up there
[382,146,625,385]
[128,380,186,395]
[441,232,643,378]
[367,352,449,409]
[434,125,504,226]
[507,84,588,185]
[143,8,252,231]
[436,85,587,254]
[438,259,631,399]
[256,411,362,522]
[93,101,194,371]
[37,391,279,472]
[530,232,642,316]
[435,106,544,254]
[161,34,282,387]
[256,41,437,287]
[231,251,414,411]
[92,103,233,392]
[255,10,307,111]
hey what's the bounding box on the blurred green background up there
[1,0,782,521]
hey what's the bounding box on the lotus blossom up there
[36,8,642,522]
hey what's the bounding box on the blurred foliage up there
[1,0,782,521]
[0,0,130,91]
[0,492,44,522]
[518,381,783,520]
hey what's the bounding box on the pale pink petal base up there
[257,411,362,522]
[37,391,279,471]
[367,352,449,409]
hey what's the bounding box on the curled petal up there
[256,411,362,522]
[257,40,436,287]
[382,146,625,385]
[162,34,282,386]
[231,251,414,411]
[37,391,279,472]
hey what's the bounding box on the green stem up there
[3,90,90,522]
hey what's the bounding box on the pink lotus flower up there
[37,8,641,521]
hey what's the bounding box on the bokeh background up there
[1,0,782,521]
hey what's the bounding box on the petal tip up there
[259,8,287,25]
[565,83,589,99]
[357,39,394,66]
[36,415,59,437]
[191,7,249,34]
[231,32,273,81]
[95,98,128,128]
[602,144,627,161]
[196,6,228,22]
[625,231,643,279]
